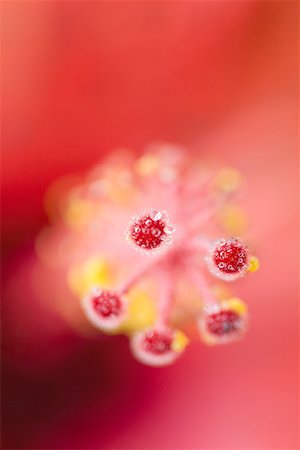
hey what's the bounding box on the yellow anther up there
[248,256,260,272]
[103,168,136,205]
[218,204,247,235]
[43,175,81,221]
[63,199,95,230]
[215,167,243,193]
[109,184,135,205]
[224,298,248,316]
[120,288,156,334]
[171,330,189,353]
[134,153,160,177]
[67,257,113,297]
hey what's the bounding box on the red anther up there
[92,291,123,318]
[130,327,180,366]
[81,288,126,331]
[142,329,173,355]
[206,310,241,336]
[209,238,248,280]
[127,210,173,252]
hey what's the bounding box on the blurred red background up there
[1,2,298,449]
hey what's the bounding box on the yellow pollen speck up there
[67,257,113,297]
[134,154,160,177]
[171,330,189,353]
[215,167,243,193]
[102,169,136,205]
[218,204,247,235]
[224,298,248,316]
[63,199,95,230]
[120,288,156,334]
[109,184,135,205]
[248,256,260,272]
[43,175,81,221]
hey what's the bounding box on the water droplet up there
[154,211,163,221]
[152,228,161,237]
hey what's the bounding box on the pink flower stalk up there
[37,143,259,367]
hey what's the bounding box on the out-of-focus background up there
[1,2,298,449]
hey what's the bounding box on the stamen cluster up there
[37,144,259,367]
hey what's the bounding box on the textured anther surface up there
[212,238,248,274]
[141,329,173,355]
[128,212,168,250]
[92,291,123,318]
[206,310,241,336]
